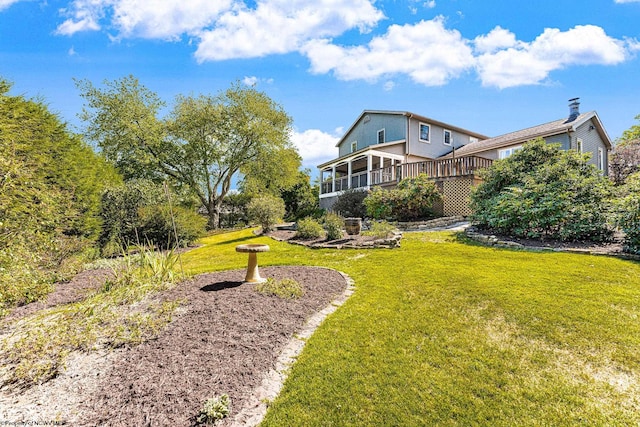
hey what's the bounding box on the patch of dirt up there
[0,266,348,426]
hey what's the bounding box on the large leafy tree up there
[77,76,297,228]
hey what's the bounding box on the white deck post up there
[331,165,336,193]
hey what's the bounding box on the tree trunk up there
[206,200,222,230]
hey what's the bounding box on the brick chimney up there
[567,97,580,122]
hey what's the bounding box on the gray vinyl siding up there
[572,119,609,174]
[338,113,407,157]
[544,133,570,150]
[407,117,476,159]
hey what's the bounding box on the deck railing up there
[397,156,492,180]
[320,156,492,195]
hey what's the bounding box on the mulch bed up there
[0,265,348,426]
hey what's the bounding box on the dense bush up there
[470,139,613,241]
[0,79,120,315]
[364,174,441,221]
[99,180,206,256]
[323,213,344,240]
[247,195,286,233]
[295,217,325,239]
[138,205,207,249]
[220,192,251,228]
[332,188,368,218]
[616,172,640,253]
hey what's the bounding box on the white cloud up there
[615,0,640,3]
[68,46,77,56]
[290,128,340,166]
[56,0,233,38]
[48,1,638,90]
[243,76,258,86]
[242,76,274,86]
[474,26,520,54]
[0,0,21,11]
[303,17,474,86]
[194,0,384,61]
[476,25,631,89]
[383,81,395,91]
[56,4,102,36]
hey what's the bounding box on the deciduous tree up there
[77,77,297,229]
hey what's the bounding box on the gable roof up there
[335,110,489,147]
[448,111,612,158]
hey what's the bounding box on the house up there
[317,110,490,214]
[318,99,612,216]
[447,98,612,171]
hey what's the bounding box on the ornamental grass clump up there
[255,278,304,299]
[0,246,183,387]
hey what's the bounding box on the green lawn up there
[182,229,640,426]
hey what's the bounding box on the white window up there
[598,148,604,171]
[419,123,430,143]
[443,129,452,146]
[351,141,357,153]
[577,138,583,153]
[377,129,385,144]
[498,145,522,160]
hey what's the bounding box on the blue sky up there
[1,0,640,177]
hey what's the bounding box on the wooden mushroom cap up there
[235,244,270,253]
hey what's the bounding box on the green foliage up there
[138,205,207,249]
[247,195,285,233]
[470,139,613,241]
[196,394,231,425]
[364,174,441,221]
[323,213,344,240]
[255,278,304,299]
[620,114,640,143]
[0,78,120,315]
[362,221,397,239]
[1,247,183,387]
[616,172,640,253]
[279,170,322,221]
[99,180,205,256]
[295,218,325,239]
[77,77,298,229]
[220,192,251,228]
[332,188,368,218]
